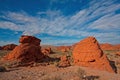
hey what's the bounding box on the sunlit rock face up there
[73,36,115,73]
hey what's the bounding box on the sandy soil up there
[0,65,120,80]
[0,48,120,80]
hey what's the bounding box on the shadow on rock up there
[110,60,117,73]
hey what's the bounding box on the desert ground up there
[0,47,120,80]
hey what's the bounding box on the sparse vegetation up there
[0,50,11,59]
[103,50,119,54]
[43,75,62,80]
[76,68,86,80]
[0,66,7,72]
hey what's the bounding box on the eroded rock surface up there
[73,36,115,73]
[2,35,45,63]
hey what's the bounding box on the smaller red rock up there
[41,47,52,55]
[58,55,71,67]
[2,44,17,50]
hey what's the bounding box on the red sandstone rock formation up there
[114,44,120,50]
[2,44,17,50]
[2,35,45,63]
[58,55,71,67]
[19,35,40,46]
[57,46,71,52]
[73,36,114,73]
[100,43,120,50]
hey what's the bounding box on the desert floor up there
[0,47,120,80]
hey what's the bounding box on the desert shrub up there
[53,76,62,80]
[3,60,19,68]
[0,66,7,72]
[77,68,86,80]
[0,50,11,58]
[67,50,72,56]
[43,75,62,80]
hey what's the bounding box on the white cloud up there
[0,21,20,30]
[0,0,120,44]
[41,38,78,46]
[6,11,37,23]
[88,13,120,30]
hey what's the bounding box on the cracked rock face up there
[73,36,115,73]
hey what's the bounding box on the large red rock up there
[2,35,45,63]
[73,36,114,73]
[2,44,17,50]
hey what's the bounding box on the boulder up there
[58,55,71,67]
[2,35,45,63]
[73,36,115,73]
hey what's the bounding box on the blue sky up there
[0,0,120,46]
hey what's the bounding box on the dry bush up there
[0,50,11,58]
[42,75,62,80]
[0,66,7,72]
[77,68,86,80]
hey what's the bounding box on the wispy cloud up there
[0,0,120,44]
